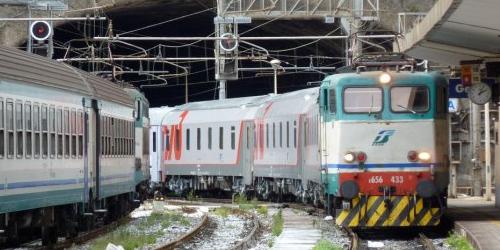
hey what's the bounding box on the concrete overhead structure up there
[395,0,500,65]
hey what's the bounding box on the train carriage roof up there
[0,46,133,107]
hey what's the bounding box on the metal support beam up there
[471,102,482,197]
[93,35,396,41]
[57,56,267,62]
[0,17,107,21]
[485,102,492,200]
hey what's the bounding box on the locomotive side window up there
[343,87,382,113]
[390,86,429,113]
[329,90,336,113]
[436,86,447,114]
[33,104,40,158]
[49,106,56,158]
[6,101,14,158]
[0,99,4,158]
[16,102,23,158]
[78,110,83,158]
[25,102,32,158]
[231,126,235,150]
[71,109,76,158]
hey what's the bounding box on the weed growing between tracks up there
[271,209,284,236]
[313,239,342,250]
[446,232,473,250]
[88,211,190,250]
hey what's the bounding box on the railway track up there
[348,228,437,250]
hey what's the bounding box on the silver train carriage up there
[0,46,149,246]
[159,88,323,203]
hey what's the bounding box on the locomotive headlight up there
[344,152,356,163]
[418,152,431,162]
[379,73,391,84]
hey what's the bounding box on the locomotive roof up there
[322,71,447,88]
[0,46,134,107]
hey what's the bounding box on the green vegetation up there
[234,193,261,210]
[89,211,190,250]
[186,190,198,201]
[271,209,284,236]
[256,205,268,216]
[213,207,232,218]
[446,232,474,250]
[267,238,275,248]
[313,239,342,250]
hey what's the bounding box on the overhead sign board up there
[449,78,495,99]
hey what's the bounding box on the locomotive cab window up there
[390,86,429,113]
[329,90,336,113]
[343,87,382,113]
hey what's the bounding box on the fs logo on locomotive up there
[372,130,395,146]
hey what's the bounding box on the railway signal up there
[30,21,52,41]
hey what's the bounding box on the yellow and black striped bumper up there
[336,196,441,227]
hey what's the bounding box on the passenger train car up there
[0,46,149,246]
[158,55,449,228]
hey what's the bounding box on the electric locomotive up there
[320,55,449,228]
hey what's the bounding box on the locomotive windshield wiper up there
[397,104,417,114]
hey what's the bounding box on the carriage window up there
[78,111,83,157]
[219,127,223,150]
[57,108,63,157]
[186,128,190,150]
[175,128,180,150]
[6,101,14,158]
[286,121,290,148]
[279,122,283,148]
[197,128,201,150]
[0,99,4,158]
[34,104,40,158]
[25,103,32,158]
[15,102,23,158]
[266,123,269,148]
[42,105,48,158]
[231,126,235,150]
[64,109,70,157]
[343,87,382,113]
[293,120,297,148]
[246,126,250,149]
[329,90,336,113]
[391,86,429,113]
[153,132,157,152]
[272,123,276,148]
[71,110,76,157]
[208,127,212,150]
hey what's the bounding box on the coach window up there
[186,128,190,150]
[15,102,23,158]
[246,126,250,149]
[266,123,269,148]
[279,122,283,148]
[175,127,180,151]
[329,90,336,113]
[78,111,83,157]
[34,104,40,158]
[64,109,70,158]
[56,108,63,158]
[197,128,201,150]
[231,126,235,150]
[153,131,157,153]
[208,127,212,150]
[0,98,4,158]
[343,87,382,113]
[165,129,170,151]
[293,120,297,148]
[272,123,276,148]
[219,126,223,150]
[286,121,290,148]
[42,105,48,158]
[71,109,76,157]
[25,102,32,158]
[6,101,14,158]
[390,86,429,113]
[303,120,307,146]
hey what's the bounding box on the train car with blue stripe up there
[0,46,149,246]
[320,61,449,227]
